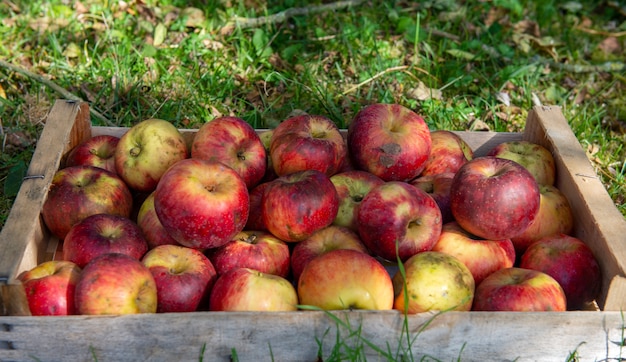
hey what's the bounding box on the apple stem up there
[244,234,257,244]
[130,147,141,157]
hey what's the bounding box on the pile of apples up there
[21,103,601,316]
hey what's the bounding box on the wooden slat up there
[0,100,91,284]
[0,310,624,361]
[523,106,626,310]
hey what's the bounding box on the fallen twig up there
[220,0,365,35]
[0,59,114,126]
[341,65,409,96]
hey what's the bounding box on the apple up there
[392,251,475,314]
[290,225,370,282]
[357,181,442,262]
[142,245,218,313]
[298,249,394,310]
[269,114,346,177]
[472,267,567,311]
[209,267,298,312]
[206,230,290,278]
[262,170,339,242]
[191,116,266,189]
[154,158,249,250]
[329,170,385,231]
[347,103,431,182]
[115,118,188,192]
[487,140,555,186]
[511,184,574,255]
[42,165,133,240]
[75,253,158,315]
[519,234,601,310]
[410,172,455,224]
[244,181,271,231]
[420,130,473,176]
[63,213,149,268]
[136,191,181,249]
[259,129,278,183]
[450,156,540,240]
[17,260,82,316]
[65,134,120,174]
[431,221,516,285]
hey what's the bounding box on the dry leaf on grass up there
[406,81,442,101]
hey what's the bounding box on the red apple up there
[472,267,567,311]
[136,192,181,249]
[262,170,339,242]
[329,170,385,231]
[191,116,266,189]
[420,130,473,176]
[115,118,188,192]
[487,140,555,186]
[511,184,574,255]
[259,129,278,183]
[450,156,540,240]
[431,221,516,285]
[63,213,149,268]
[347,103,431,181]
[290,225,370,282]
[269,114,346,177]
[154,159,249,250]
[75,253,158,315]
[209,267,298,312]
[357,181,442,262]
[206,230,290,278]
[17,260,82,316]
[519,234,601,310]
[411,172,455,224]
[244,181,271,231]
[65,135,120,174]
[298,249,394,310]
[42,165,133,240]
[142,245,218,313]
[392,251,475,314]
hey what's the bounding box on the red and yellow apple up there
[487,140,555,186]
[136,192,180,249]
[18,260,82,316]
[65,134,119,174]
[329,170,385,231]
[420,130,473,176]
[411,172,455,224]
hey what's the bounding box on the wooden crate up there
[1,100,626,361]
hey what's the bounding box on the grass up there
[0,0,625,359]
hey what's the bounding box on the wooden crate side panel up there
[523,106,626,310]
[0,100,91,284]
[0,311,624,361]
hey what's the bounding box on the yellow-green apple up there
[259,129,278,183]
[472,267,567,311]
[450,156,540,240]
[420,130,473,176]
[75,253,158,315]
[411,172,455,224]
[209,267,298,312]
[290,225,370,282]
[141,245,218,313]
[154,159,249,249]
[298,249,394,310]
[347,103,431,182]
[357,181,442,261]
[262,170,339,242]
[191,116,266,189]
[115,118,188,192]
[244,181,270,231]
[270,114,346,177]
[487,140,555,186]
[511,184,574,255]
[63,213,149,268]
[42,165,133,240]
[17,260,81,316]
[392,251,475,314]
[431,221,516,285]
[136,192,181,249]
[65,135,120,174]
[519,234,601,310]
[206,230,290,277]
[330,170,385,231]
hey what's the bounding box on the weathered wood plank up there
[0,311,624,361]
